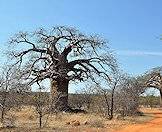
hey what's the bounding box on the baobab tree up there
[7,26,116,111]
[143,67,162,106]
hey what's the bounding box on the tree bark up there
[39,112,42,128]
[110,88,115,120]
[50,78,69,111]
[159,88,162,107]
[1,92,7,122]
[103,92,110,117]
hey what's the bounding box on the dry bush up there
[2,113,16,128]
[68,87,93,111]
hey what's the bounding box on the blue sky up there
[0,0,162,83]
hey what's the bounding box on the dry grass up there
[89,119,104,128]
[0,106,154,132]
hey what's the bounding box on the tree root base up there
[56,106,87,114]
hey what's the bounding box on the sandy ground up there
[115,108,162,132]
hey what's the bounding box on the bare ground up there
[114,108,162,132]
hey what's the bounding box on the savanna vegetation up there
[0,26,161,131]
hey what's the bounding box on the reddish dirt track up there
[115,108,162,132]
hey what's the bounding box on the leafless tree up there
[115,76,144,116]
[108,72,127,119]
[33,83,67,128]
[0,64,31,122]
[143,67,162,106]
[95,85,111,118]
[7,26,117,111]
[0,66,17,122]
[94,71,126,119]
[33,85,49,128]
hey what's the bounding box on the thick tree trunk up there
[50,78,69,111]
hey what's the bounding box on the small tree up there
[96,86,111,118]
[33,85,48,128]
[108,72,126,119]
[115,76,144,116]
[0,66,18,121]
[0,64,30,123]
[95,71,126,119]
[33,83,66,128]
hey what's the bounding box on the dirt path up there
[115,108,162,132]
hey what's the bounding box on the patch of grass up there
[89,119,104,128]
[1,106,157,132]
[124,113,154,124]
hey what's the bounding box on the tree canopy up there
[8,26,117,86]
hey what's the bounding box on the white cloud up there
[116,50,162,56]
